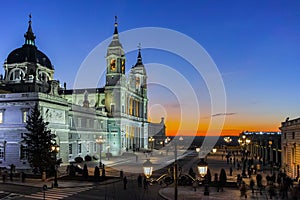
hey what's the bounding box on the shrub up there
[74,156,83,163]
[85,155,92,161]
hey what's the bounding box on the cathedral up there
[0,17,165,169]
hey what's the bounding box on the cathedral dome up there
[6,15,53,70]
[6,45,53,69]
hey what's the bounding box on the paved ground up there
[1,148,299,199]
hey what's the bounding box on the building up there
[0,17,165,169]
[148,117,166,149]
[239,131,281,168]
[280,117,300,179]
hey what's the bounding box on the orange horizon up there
[165,128,280,137]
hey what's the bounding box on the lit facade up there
[0,18,165,169]
[239,131,281,168]
[280,117,300,179]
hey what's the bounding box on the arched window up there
[8,68,25,81]
[38,71,50,82]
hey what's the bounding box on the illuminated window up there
[292,147,296,163]
[20,145,28,159]
[22,109,29,123]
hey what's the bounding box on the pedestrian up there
[137,174,142,187]
[256,173,263,195]
[240,181,247,198]
[230,167,233,176]
[136,155,138,162]
[21,172,26,182]
[192,180,197,191]
[9,172,13,181]
[123,176,127,190]
[2,171,7,183]
[250,179,255,194]
[143,176,148,191]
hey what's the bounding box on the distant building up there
[148,117,166,149]
[239,131,281,168]
[0,17,165,169]
[280,117,300,179]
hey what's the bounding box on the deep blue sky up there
[0,1,299,135]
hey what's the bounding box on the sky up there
[0,0,299,136]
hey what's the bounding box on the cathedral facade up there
[0,17,164,169]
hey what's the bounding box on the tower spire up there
[137,43,143,65]
[114,15,118,35]
[24,14,36,46]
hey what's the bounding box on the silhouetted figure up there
[21,172,26,182]
[83,164,88,179]
[240,181,247,198]
[143,176,148,191]
[2,171,7,183]
[94,166,100,181]
[250,179,255,193]
[123,176,127,190]
[138,174,142,187]
[102,167,106,178]
[230,167,233,176]
[9,173,13,181]
[256,173,263,195]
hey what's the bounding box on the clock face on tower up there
[110,59,116,71]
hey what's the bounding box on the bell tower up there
[106,16,126,86]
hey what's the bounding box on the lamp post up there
[96,136,105,168]
[165,137,171,155]
[196,147,201,158]
[174,136,184,200]
[143,159,153,179]
[197,158,209,195]
[148,137,155,151]
[238,134,251,177]
[51,143,60,188]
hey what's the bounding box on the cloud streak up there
[211,112,236,117]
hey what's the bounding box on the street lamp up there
[196,147,201,158]
[212,148,217,154]
[197,158,209,195]
[174,136,183,200]
[197,158,208,178]
[143,159,153,179]
[165,136,171,144]
[148,137,155,150]
[224,136,232,144]
[51,142,60,188]
[96,136,105,168]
